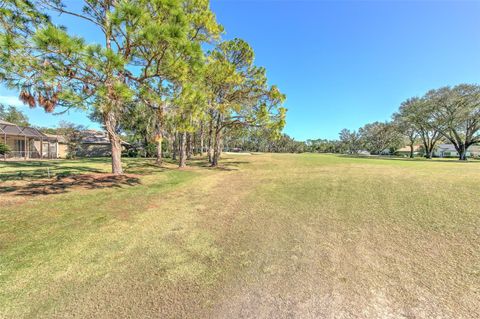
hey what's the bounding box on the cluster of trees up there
[338,122,403,156]
[0,103,30,126]
[222,127,304,153]
[223,132,343,154]
[395,84,480,160]
[305,139,344,154]
[0,0,286,174]
[337,84,480,160]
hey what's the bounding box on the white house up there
[433,144,480,158]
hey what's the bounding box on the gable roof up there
[76,130,129,145]
[81,134,129,145]
[0,121,56,140]
[0,119,15,125]
[397,145,422,152]
[44,133,67,143]
[436,144,480,152]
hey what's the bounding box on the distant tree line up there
[338,84,480,160]
[227,84,479,161]
[337,122,403,156]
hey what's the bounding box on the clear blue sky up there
[1,0,479,140]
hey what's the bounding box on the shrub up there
[0,143,11,155]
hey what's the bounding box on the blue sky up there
[1,0,479,140]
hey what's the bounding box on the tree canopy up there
[0,0,287,171]
[0,104,30,126]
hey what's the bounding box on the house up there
[1,120,130,160]
[433,144,480,158]
[0,119,60,160]
[396,144,422,157]
[76,130,129,157]
[44,133,69,158]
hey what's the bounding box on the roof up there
[397,145,422,152]
[0,122,130,145]
[436,144,457,151]
[81,135,111,144]
[436,143,480,152]
[81,134,129,145]
[0,119,15,125]
[44,133,67,143]
[0,122,56,140]
[78,130,128,145]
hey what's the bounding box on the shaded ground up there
[0,173,141,196]
[1,154,479,318]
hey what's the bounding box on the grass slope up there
[0,154,479,318]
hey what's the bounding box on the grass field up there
[1,154,479,318]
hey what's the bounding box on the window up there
[15,139,25,152]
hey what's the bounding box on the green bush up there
[0,143,11,155]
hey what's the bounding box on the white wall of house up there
[434,144,480,158]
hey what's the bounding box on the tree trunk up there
[155,133,162,165]
[458,144,467,161]
[192,132,197,156]
[422,141,431,159]
[426,147,433,159]
[103,21,123,174]
[186,133,193,160]
[172,133,177,161]
[211,129,222,167]
[111,137,123,174]
[155,104,164,164]
[208,118,214,163]
[211,114,223,166]
[104,110,123,175]
[409,143,414,158]
[199,123,205,156]
[179,132,187,168]
[144,136,149,158]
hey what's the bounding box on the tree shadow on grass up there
[0,165,104,182]
[0,174,141,196]
[186,157,250,171]
[124,159,174,175]
[0,156,249,197]
[0,158,158,182]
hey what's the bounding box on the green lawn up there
[1,154,479,318]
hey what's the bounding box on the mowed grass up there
[0,154,479,318]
